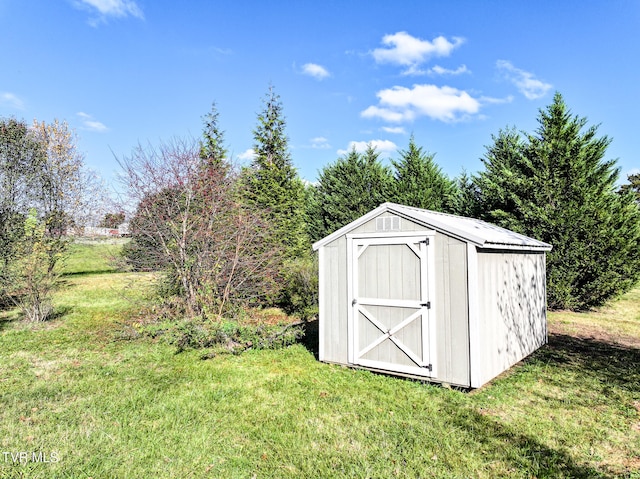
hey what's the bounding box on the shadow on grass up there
[0,294,19,331]
[536,333,640,393]
[62,269,119,277]
[445,334,639,478]
[444,402,615,478]
[0,315,15,332]
[0,304,72,332]
[299,319,319,359]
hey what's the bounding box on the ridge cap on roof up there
[386,202,551,249]
[313,202,552,251]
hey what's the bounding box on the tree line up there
[2,89,640,324]
[313,93,640,311]
[121,89,640,315]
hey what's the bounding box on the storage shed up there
[312,202,552,388]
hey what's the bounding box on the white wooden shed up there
[312,202,552,388]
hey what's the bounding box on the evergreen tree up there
[475,92,640,310]
[312,145,393,241]
[450,169,480,218]
[200,102,227,168]
[619,173,640,204]
[391,135,456,212]
[303,182,324,245]
[242,85,308,258]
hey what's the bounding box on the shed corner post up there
[426,232,438,379]
[346,235,355,365]
[466,243,482,388]
[317,245,326,362]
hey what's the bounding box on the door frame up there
[346,230,437,378]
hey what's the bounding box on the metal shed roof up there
[312,202,552,252]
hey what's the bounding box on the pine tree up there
[303,182,324,245]
[200,102,227,168]
[242,85,308,258]
[312,145,393,241]
[475,92,640,310]
[391,135,455,212]
[619,173,640,204]
[450,169,480,218]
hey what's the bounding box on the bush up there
[118,138,284,318]
[279,256,318,320]
[5,210,62,321]
[135,309,304,356]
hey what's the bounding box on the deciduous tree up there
[7,209,61,321]
[99,212,126,229]
[1,116,96,316]
[120,137,283,318]
[0,118,44,280]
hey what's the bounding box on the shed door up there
[349,235,434,377]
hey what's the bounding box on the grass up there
[549,288,640,347]
[0,242,639,478]
[62,239,126,276]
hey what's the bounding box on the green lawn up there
[0,242,638,478]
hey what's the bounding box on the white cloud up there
[77,112,108,132]
[310,137,331,149]
[480,95,514,105]
[237,148,256,161]
[429,64,469,76]
[381,126,407,135]
[372,32,464,75]
[301,63,330,80]
[361,84,481,123]
[337,139,397,156]
[361,105,407,123]
[496,60,552,100]
[74,0,144,24]
[0,92,25,110]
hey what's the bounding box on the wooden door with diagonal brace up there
[349,234,434,377]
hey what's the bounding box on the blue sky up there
[1,1,639,188]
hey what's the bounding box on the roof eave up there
[478,242,553,252]
[312,203,391,250]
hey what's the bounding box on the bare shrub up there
[118,137,283,319]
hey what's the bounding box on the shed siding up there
[475,251,547,386]
[320,237,349,364]
[319,212,472,386]
[316,204,549,388]
[434,233,470,387]
[320,212,431,365]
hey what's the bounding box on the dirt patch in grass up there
[548,318,640,349]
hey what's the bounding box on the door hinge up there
[424,363,433,371]
[421,301,431,309]
[419,238,430,245]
